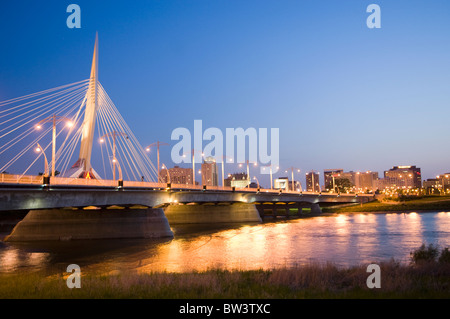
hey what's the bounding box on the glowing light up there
[36,125,41,130]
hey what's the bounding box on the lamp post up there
[161,164,171,183]
[112,158,123,181]
[36,115,73,177]
[285,167,301,192]
[253,176,260,189]
[262,165,278,190]
[191,149,204,186]
[218,155,233,189]
[146,141,169,183]
[35,143,49,177]
[240,160,258,188]
[100,131,128,181]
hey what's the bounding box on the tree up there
[335,178,353,193]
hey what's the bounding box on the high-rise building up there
[306,171,320,192]
[160,166,193,185]
[201,156,219,186]
[382,165,422,189]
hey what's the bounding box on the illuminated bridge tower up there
[66,33,100,179]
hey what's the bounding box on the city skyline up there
[1,1,450,185]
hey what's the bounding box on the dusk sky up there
[1,0,450,186]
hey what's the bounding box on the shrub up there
[410,244,439,264]
[438,248,450,264]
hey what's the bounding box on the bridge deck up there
[0,179,374,212]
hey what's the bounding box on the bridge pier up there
[4,207,173,241]
[310,203,322,214]
[163,203,262,224]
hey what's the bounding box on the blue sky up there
[0,0,449,186]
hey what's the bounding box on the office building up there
[160,166,193,185]
[306,171,320,192]
[356,171,379,192]
[382,165,422,189]
[436,173,450,191]
[224,172,250,188]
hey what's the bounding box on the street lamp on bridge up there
[145,141,169,183]
[253,176,260,189]
[285,167,302,192]
[239,160,258,188]
[35,143,49,177]
[35,115,73,177]
[161,163,171,184]
[261,164,279,190]
[191,149,204,186]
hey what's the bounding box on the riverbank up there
[0,260,449,299]
[322,196,450,214]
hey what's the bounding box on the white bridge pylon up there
[65,33,100,179]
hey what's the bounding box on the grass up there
[323,196,450,213]
[1,259,449,299]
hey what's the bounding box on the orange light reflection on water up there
[2,212,450,274]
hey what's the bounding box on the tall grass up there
[1,259,449,299]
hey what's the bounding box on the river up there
[1,211,450,274]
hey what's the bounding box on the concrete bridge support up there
[311,203,322,214]
[163,203,262,224]
[4,207,173,241]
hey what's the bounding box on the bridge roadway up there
[0,183,374,212]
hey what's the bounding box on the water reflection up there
[1,212,450,274]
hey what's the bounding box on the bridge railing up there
[0,173,374,197]
[51,177,117,187]
[0,174,42,184]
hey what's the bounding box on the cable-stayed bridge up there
[0,34,158,184]
[0,35,374,241]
